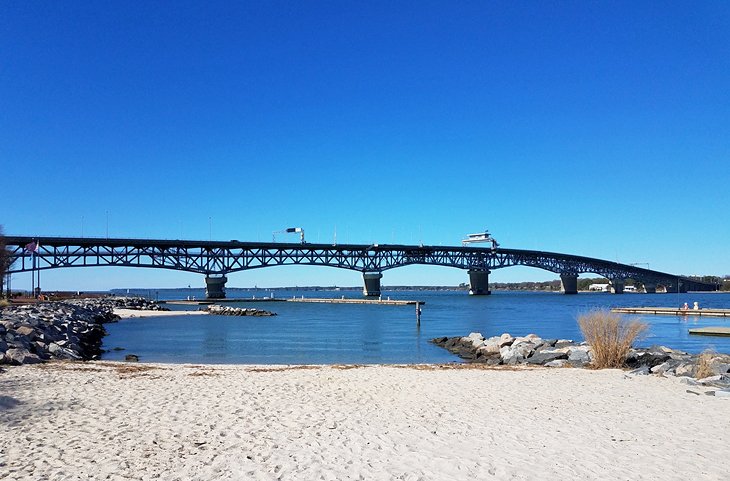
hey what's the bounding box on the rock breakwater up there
[431,332,730,388]
[206,305,277,316]
[68,296,168,312]
[1,297,165,365]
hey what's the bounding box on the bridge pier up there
[644,283,657,294]
[610,279,625,294]
[362,272,383,297]
[205,275,227,299]
[468,269,491,295]
[560,273,578,295]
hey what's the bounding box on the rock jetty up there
[431,332,730,388]
[206,305,277,317]
[1,297,165,365]
[68,296,168,312]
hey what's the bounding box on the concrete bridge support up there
[362,272,383,297]
[644,283,657,294]
[468,269,491,295]
[560,274,578,295]
[610,279,625,294]
[205,275,227,299]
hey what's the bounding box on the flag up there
[24,241,38,253]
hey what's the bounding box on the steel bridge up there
[4,236,718,298]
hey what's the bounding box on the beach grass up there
[578,310,647,368]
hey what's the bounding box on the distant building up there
[589,283,610,292]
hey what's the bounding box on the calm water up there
[102,289,730,364]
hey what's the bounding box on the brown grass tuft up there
[188,370,220,377]
[331,364,365,370]
[35,361,105,373]
[578,310,647,369]
[246,365,322,373]
[392,363,540,371]
[695,350,716,379]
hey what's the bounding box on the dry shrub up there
[578,310,647,369]
[695,350,716,379]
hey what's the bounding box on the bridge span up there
[4,236,719,298]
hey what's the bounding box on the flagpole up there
[31,251,35,298]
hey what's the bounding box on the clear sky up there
[2,1,729,291]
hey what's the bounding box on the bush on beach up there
[578,310,647,369]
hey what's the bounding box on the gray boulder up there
[15,325,37,339]
[478,339,501,355]
[5,348,42,365]
[650,362,672,374]
[526,351,568,365]
[568,347,591,363]
[500,342,536,365]
[498,333,515,348]
[629,366,650,376]
[675,363,695,377]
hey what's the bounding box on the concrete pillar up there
[644,283,657,294]
[560,273,578,295]
[611,279,625,294]
[205,275,227,299]
[362,272,383,297]
[468,269,491,295]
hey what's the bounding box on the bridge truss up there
[4,236,718,292]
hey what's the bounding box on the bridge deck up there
[4,235,718,293]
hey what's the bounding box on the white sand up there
[1,363,728,481]
[114,308,208,318]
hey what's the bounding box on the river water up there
[101,289,730,364]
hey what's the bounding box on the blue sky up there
[2,1,729,290]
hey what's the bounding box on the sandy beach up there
[113,308,208,318]
[1,363,728,481]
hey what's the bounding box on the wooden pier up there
[285,297,424,306]
[688,327,730,337]
[162,297,423,306]
[611,307,730,318]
